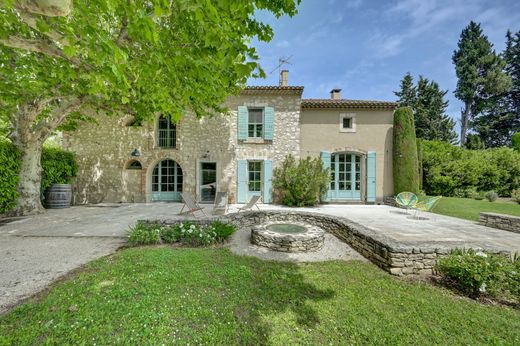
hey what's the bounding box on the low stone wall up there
[143,210,451,276]
[251,222,324,252]
[480,212,520,234]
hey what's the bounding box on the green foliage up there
[127,221,236,247]
[41,146,77,194]
[512,189,520,204]
[393,107,419,194]
[0,140,21,213]
[421,140,520,196]
[453,21,512,145]
[513,132,520,151]
[473,191,485,200]
[465,134,485,150]
[484,191,498,202]
[436,249,520,300]
[272,155,329,207]
[395,74,457,143]
[0,140,76,213]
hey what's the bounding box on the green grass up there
[431,196,520,221]
[1,248,520,345]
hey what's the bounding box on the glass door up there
[328,153,361,201]
[200,162,217,202]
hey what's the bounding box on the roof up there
[301,99,397,110]
[242,86,304,95]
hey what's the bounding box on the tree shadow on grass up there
[211,252,336,345]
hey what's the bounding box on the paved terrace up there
[1,202,520,313]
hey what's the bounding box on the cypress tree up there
[393,107,419,194]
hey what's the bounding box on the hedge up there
[421,140,520,196]
[0,140,77,213]
[393,107,419,194]
[513,132,520,152]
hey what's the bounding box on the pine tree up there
[393,107,419,194]
[394,74,457,143]
[473,30,520,147]
[452,21,511,146]
[394,73,417,107]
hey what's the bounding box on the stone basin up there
[251,221,325,252]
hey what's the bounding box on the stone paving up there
[2,202,520,313]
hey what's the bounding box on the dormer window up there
[158,115,176,148]
[339,113,356,133]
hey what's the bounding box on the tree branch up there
[0,36,82,65]
[18,11,70,46]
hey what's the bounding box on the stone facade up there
[480,212,520,233]
[63,89,301,204]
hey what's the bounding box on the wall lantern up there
[131,148,141,157]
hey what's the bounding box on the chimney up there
[279,70,289,87]
[330,88,342,100]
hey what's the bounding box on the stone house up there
[63,71,396,205]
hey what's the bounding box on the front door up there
[200,162,217,202]
[328,153,361,201]
[151,159,183,201]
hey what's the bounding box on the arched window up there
[126,160,142,170]
[157,115,176,148]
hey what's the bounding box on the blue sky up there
[248,0,520,126]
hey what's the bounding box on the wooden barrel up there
[45,184,72,209]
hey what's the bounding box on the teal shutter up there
[320,151,331,201]
[237,160,248,203]
[263,160,273,203]
[237,106,248,140]
[263,107,275,140]
[367,151,376,203]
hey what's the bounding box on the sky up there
[248,0,520,128]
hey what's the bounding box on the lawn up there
[431,196,520,221]
[1,248,520,345]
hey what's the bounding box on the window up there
[339,113,356,133]
[248,108,264,138]
[126,160,142,170]
[248,161,262,192]
[158,115,176,148]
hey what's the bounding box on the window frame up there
[157,115,177,149]
[247,107,264,139]
[247,160,262,192]
[339,113,356,133]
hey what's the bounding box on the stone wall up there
[480,212,520,234]
[63,90,301,204]
[145,210,454,276]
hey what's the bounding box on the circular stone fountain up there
[251,221,325,252]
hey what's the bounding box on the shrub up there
[393,107,419,194]
[453,187,477,198]
[473,191,485,200]
[484,191,498,202]
[128,222,162,245]
[436,249,520,300]
[513,132,520,152]
[127,221,236,246]
[512,189,520,204]
[0,140,21,213]
[421,140,520,196]
[41,146,78,194]
[273,155,329,207]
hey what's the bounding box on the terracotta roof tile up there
[302,99,397,110]
[242,86,304,95]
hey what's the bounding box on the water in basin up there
[267,223,306,233]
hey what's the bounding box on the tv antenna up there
[270,55,293,75]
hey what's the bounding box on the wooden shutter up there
[263,160,273,203]
[367,151,376,203]
[263,107,275,140]
[237,106,248,140]
[320,151,331,202]
[236,160,248,203]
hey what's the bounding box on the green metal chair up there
[394,192,418,213]
[412,196,442,219]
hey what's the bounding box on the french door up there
[328,153,361,201]
[151,159,183,201]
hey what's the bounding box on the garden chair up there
[238,195,261,212]
[411,196,442,219]
[212,192,228,215]
[179,192,206,216]
[394,191,419,214]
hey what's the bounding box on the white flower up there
[479,282,487,292]
[188,229,192,234]
[190,224,196,229]
[475,251,487,258]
